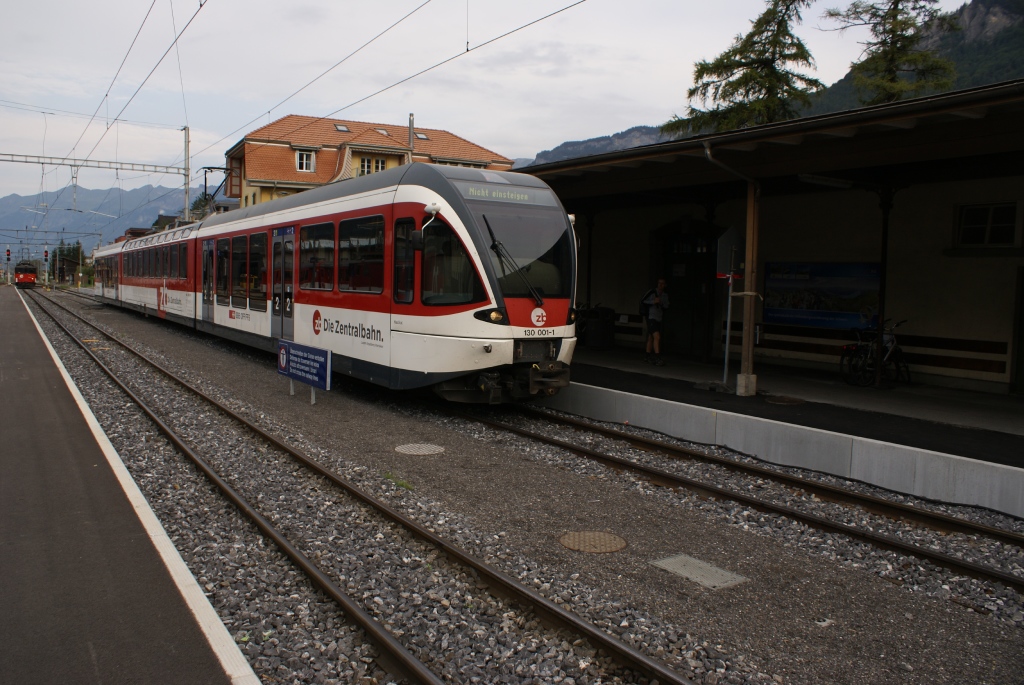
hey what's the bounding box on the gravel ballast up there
[31,293,1024,684]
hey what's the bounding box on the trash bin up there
[584,307,616,349]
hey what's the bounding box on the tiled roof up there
[243,143,343,185]
[238,114,512,165]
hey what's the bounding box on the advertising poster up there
[764,262,880,329]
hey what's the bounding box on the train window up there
[248,232,268,311]
[232,235,248,308]
[146,249,153,278]
[299,222,335,290]
[338,216,384,293]
[170,242,179,278]
[216,238,230,305]
[421,219,486,306]
[162,246,171,278]
[179,244,188,279]
[393,218,415,304]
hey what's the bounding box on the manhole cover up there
[559,531,627,553]
[395,443,445,455]
[765,395,806,405]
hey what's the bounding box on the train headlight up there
[567,308,577,324]
[474,308,509,325]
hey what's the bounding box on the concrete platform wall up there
[541,383,1024,519]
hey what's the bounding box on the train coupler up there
[528,361,570,396]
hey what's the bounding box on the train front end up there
[402,166,577,403]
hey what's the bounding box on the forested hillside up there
[804,0,1022,115]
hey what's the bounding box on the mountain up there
[522,0,1024,167]
[0,185,204,257]
[527,125,672,167]
[804,0,1024,115]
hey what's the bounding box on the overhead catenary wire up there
[203,0,591,164]
[0,99,182,130]
[19,1,590,246]
[59,0,159,165]
[168,0,190,127]
[81,0,209,163]
[190,0,436,161]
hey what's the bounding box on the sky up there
[0,0,968,200]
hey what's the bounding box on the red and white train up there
[93,163,577,402]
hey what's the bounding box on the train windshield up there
[454,181,572,300]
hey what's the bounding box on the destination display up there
[452,180,558,206]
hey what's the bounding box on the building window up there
[957,203,1019,247]
[374,158,386,173]
[375,128,389,136]
[360,157,372,176]
[415,132,429,140]
[297,150,315,172]
[334,124,350,132]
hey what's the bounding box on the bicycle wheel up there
[892,347,911,384]
[839,347,859,385]
[852,348,877,386]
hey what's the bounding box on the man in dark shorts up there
[642,278,669,365]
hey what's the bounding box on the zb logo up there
[313,310,322,335]
[531,308,547,327]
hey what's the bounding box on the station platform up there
[0,286,257,685]
[547,345,1024,518]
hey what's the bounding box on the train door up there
[272,227,295,341]
[202,239,214,323]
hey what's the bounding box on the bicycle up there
[839,319,911,386]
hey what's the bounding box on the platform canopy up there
[525,79,1024,211]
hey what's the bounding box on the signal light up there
[5,248,9,262]
[44,250,49,260]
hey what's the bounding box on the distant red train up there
[14,260,38,289]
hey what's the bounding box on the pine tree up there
[825,0,959,105]
[190,192,215,218]
[662,0,823,136]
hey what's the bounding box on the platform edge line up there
[19,291,260,685]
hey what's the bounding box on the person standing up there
[642,277,669,365]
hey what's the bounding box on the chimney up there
[409,113,414,151]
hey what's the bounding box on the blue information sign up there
[277,340,331,391]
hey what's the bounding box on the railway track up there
[28,289,695,685]
[454,407,1024,596]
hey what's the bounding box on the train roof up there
[94,224,198,258]
[92,163,557,257]
[198,162,551,230]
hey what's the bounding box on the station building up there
[225,114,512,208]
[525,79,1024,396]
